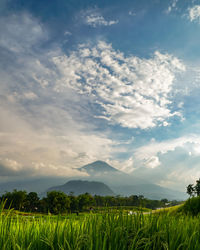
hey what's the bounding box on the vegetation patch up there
[0,209,199,249]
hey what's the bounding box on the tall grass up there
[0,209,200,249]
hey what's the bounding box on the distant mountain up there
[0,161,187,200]
[78,160,141,185]
[47,180,115,196]
[78,161,187,200]
[79,160,120,174]
[78,161,150,189]
[112,184,187,201]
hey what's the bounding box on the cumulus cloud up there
[0,102,116,178]
[133,135,200,190]
[0,158,89,178]
[134,135,200,161]
[53,41,185,129]
[188,5,200,22]
[0,158,23,176]
[0,96,118,178]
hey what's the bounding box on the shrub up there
[182,196,200,216]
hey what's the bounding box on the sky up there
[1,0,200,191]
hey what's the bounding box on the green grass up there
[0,206,200,249]
[93,206,152,213]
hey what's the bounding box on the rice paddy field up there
[0,207,200,250]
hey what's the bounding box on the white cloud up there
[23,92,38,100]
[0,103,117,177]
[53,41,185,129]
[166,0,179,14]
[0,13,120,179]
[0,158,89,178]
[0,13,47,53]
[145,156,160,169]
[107,157,135,173]
[134,135,200,161]
[188,5,200,22]
[133,135,200,190]
[0,158,22,172]
[83,10,118,27]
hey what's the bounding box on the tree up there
[187,184,195,197]
[129,195,139,206]
[138,195,146,207]
[3,190,27,210]
[186,179,200,197]
[25,192,40,212]
[46,191,71,214]
[38,198,48,213]
[195,179,200,196]
[104,196,117,206]
[68,192,79,212]
[94,195,105,207]
[78,193,95,211]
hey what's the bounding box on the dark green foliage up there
[184,179,200,216]
[25,192,40,212]
[38,198,48,213]
[195,179,200,196]
[68,192,79,212]
[186,179,200,197]
[187,184,195,197]
[46,191,71,214]
[182,196,200,216]
[78,193,95,211]
[2,189,27,210]
[0,189,180,214]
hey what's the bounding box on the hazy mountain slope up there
[78,161,187,200]
[0,177,67,195]
[47,180,115,196]
[112,184,187,200]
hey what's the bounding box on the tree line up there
[0,189,179,214]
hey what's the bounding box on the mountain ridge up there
[47,180,115,196]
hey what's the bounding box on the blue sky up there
[1,0,200,190]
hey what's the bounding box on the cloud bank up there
[133,135,200,190]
